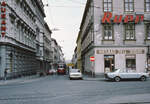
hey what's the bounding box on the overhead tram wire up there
[46,0,55,26]
[49,5,85,8]
[67,0,86,5]
[45,0,86,8]
[47,0,150,10]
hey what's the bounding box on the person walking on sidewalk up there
[4,68,8,81]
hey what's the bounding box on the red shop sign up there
[1,1,6,37]
[102,12,144,24]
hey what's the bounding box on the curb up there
[0,75,40,86]
[83,77,150,81]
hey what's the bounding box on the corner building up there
[80,0,150,76]
[0,0,45,78]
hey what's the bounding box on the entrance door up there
[104,55,114,73]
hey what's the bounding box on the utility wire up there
[49,5,85,8]
[45,0,86,8]
[46,0,55,26]
[67,0,86,5]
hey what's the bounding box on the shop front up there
[95,47,147,75]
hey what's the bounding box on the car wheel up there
[140,76,146,81]
[70,78,72,80]
[114,76,121,82]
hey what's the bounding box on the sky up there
[42,0,87,61]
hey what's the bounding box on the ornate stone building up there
[0,0,51,78]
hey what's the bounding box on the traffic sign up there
[90,56,95,62]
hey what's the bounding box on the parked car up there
[105,69,149,82]
[48,69,57,75]
[69,69,82,80]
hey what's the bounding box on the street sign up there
[90,56,95,62]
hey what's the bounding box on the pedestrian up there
[4,68,8,81]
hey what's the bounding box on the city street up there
[0,75,150,104]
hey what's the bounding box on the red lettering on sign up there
[114,15,123,23]
[1,8,6,12]
[1,14,6,19]
[1,32,5,37]
[1,2,6,37]
[1,2,6,6]
[1,20,6,25]
[102,12,112,23]
[135,15,144,23]
[1,26,6,31]
[101,12,144,24]
[124,15,134,23]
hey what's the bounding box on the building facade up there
[0,0,38,79]
[72,47,77,68]
[0,0,53,79]
[43,23,52,74]
[80,0,150,76]
[33,0,47,75]
[51,38,65,70]
[76,31,82,71]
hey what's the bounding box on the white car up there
[105,69,149,82]
[69,69,82,80]
[48,69,57,75]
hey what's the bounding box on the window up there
[9,14,16,24]
[145,0,150,12]
[125,24,135,40]
[21,25,24,43]
[36,28,40,41]
[103,0,112,12]
[126,55,136,71]
[146,24,150,39]
[103,24,113,40]
[124,0,134,12]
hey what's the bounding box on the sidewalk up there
[0,75,41,86]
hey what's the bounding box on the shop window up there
[126,55,136,71]
[103,24,113,40]
[125,24,135,40]
[145,24,150,39]
[124,0,134,12]
[145,0,150,12]
[103,0,112,12]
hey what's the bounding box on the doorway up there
[104,55,114,73]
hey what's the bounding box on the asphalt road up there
[0,75,150,104]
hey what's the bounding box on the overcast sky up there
[42,0,87,61]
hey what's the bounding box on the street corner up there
[100,94,150,104]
